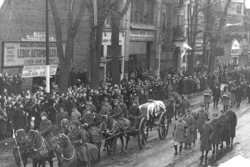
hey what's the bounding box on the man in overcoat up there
[200,115,213,160]
[218,109,230,149]
[181,95,190,116]
[235,85,243,108]
[191,109,198,144]
[39,112,58,151]
[172,113,187,155]
[210,113,221,154]
[226,109,237,148]
[183,109,195,149]
[197,104,208,135]
[212,84,221,107]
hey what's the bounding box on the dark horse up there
[57,133,99,167]
[13,129,30,167]
[27,130,60,167]
[101,115,131,157]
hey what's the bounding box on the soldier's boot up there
[179,145,183,155]
[174,145,178,155]
[205,151,209,159]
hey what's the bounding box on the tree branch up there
[72,0,87,38]
[119,0,131,19]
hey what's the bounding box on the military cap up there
[40,111,48,117]
[71,121,80,127]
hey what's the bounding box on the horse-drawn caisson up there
[137,99,169,148]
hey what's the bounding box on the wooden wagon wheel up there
[158,112,169,140]
[138,117,148,149]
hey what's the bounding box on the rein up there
[32,135,45,152]
[61,148,75,161]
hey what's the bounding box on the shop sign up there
[22,32,56,41]
[130,30,155,37]
[162,44,176,53]
[3,42,66,67]
[21,64,58,78]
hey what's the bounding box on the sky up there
[246,0,250,8]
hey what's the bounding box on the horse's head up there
[27,129,40,148]
[15,129,28,146]
[57,133,70,148]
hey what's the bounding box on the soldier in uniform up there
[204,86,212,110]
[222,88,231,111]
[210,113,221,154]
[172,113,187,155]
[218,109,230,149]
[191,108,198,144]
[226,109,237,148]
[197,104,208,136]
[109,99,130,136]
[183,109,195,149]
[39,112,58,151]
[200,115,213,160]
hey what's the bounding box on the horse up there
[57,133,99,167]
[100,115,130,156]
[61,118,103,161]
[27,129,60,167]
[13,129,30,167]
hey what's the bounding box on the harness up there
[61,149,75,161]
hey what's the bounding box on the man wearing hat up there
[172,113,187,155]
[218,109,230,149]
[183,109,195,149]
[197,103,208,136]
[181,94,190,116]
[200,115,213,160]
[226,109,237,148]
[210,113,221,154]
[57,104,69,132]
[212,84,221,107]
[39,111,58,151]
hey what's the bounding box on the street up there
[1,95,250,167]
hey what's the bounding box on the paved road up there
[0,93,204,167]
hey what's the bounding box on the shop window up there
[131,0,155,25]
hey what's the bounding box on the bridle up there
[29,130,45,152]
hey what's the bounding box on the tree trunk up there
[209,0,231,73]
[111,2,120,86]
[90,21,104,89]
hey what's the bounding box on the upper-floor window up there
[131,0,155,25]
[236,3,242,14]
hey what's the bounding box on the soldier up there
[191,108,198,144]
[222,88,231,111]
[200,115,213,160]
[218,109,230,149]
[212,84,221,107]
[181,95,190,116]
[128,101,141,129]
[197,104,208,136]
[226,109,237,148]
[183,109,195,149]
[172,113,187,155]
[70,107,81,123]
[204,86,212,110]
[57,104,69,133]
[39,112,58,151]
[210,113,221,154]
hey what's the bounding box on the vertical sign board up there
[3,42,65,67]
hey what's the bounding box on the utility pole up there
[46,0,50,93]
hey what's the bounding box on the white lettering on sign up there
[130,30,155,37]
[3,42,66,67]
[21,65,58,78]
[22,32,56,42]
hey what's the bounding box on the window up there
[131,0,155,25]
[236,4,242,14]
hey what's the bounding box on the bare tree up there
[49,0,87,93]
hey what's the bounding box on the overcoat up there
[173,119,187,143]
[218,113,230,142]
[222,92,231,106]
[204,88,212,103]
[183,114,195,144]
[226,110,237,138]
[197,109,208,133]
[212,87,221,102]
[210,118,221,145]
[200,122,213,151]
[181,98,190,115]
[191,111,198,141]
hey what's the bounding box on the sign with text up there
[130,30,155,37]
[21,65,58,78]
[3,42,65,67]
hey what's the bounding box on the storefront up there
[128,29,156,75]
